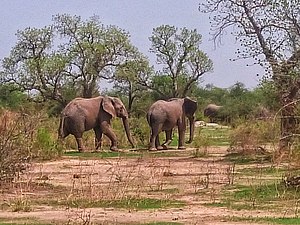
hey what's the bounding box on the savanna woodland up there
[1,1,300,224]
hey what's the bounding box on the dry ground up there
[0,147,292,224]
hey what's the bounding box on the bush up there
[34,127,63,160]
[0,110,34,181]
[0,109,63,182]
[229,119,278,154]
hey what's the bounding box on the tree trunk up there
[278,100,298,153]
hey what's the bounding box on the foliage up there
[53,14,141,98]
[0,84,27,109]
[229,119,278,154]
[1,14,143,105]
[148,25,213,98]
[34,127,63,160]
[1,26,69,106]
[113,56,153,114]
[0,110,33,181]
[130,117,150,147]
[0,109,63,182]
[219,182,300,212]
[201,0,300,150]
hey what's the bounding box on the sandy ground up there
[0,147,290,224]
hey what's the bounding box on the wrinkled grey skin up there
[146,97,198,151]
[203,104,223,123]
[58,96,135,152]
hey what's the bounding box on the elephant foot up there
[78,147,86,152]
[149,147,157,151]
[161,144,168,150]
[178,146,186,150]
[156,146,164,150]
[110,146,120,152]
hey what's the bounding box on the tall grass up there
[0,109,62,182]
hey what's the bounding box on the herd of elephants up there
[58,95,219,152]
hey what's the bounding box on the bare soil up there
[0,147,291,224]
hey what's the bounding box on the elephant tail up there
[146,112,152,125]
[58,114,67,139]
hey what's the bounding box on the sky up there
[0,0,263,89]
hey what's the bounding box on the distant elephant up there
[147,97,198,151]
[203,104,223,123]
[58,96,135,152]
[253,105,272,120]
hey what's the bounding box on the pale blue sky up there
[0,0,263,89]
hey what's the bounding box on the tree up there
[1,26,70,105]
[113,55,153,115]
[0,83,27,109]
[53,14,139,98]
[1,14,141,106]
[201,0,300,151]
[148,25,213,98]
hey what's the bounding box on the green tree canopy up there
[53,14,140,98]
[148,25,213,98]
[1,14,143,106]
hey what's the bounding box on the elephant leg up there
[74,134,85,152]
[177,120,186,150]
[94,127,103,151]
[155,135,164,150]
[162,129,172,150]
[149,124,161,151]
[100,122,118,151]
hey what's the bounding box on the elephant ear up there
[184,97,198,117]
[102,96,116,118]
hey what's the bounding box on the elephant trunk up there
[187,116,195,143]
[122,117,135,148]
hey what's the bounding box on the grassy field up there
[2,124,300,224]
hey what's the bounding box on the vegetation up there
[0,3,300,223]
[201,0,300,152]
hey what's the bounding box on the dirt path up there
[0,147,289,224]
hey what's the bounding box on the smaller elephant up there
[203,103,223,123]
[147,97,198,151]
[58,96,135,152]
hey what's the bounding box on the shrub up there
[34,127,63,160]
[0,110,34,181]
[229,119,278,154]
[0,109,63,182]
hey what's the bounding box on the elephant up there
[58,96,135,152]
[146,97,198,151]
[203,103,223,123]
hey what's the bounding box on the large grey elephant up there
[203,103,223,123]
[58,96,135,152]
[147,97,198,151]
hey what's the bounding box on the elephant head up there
[183,97,198,143]
[102,96,134,148]
[167,97,198,143]
[204,103,223,123]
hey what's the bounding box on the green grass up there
[259,217,300,224]
[207,183,300,211]
[237,166,300,178]
[38,197,185,210]
[224,152,272,164]
[198,127,231,146]
[226,216,300,225]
